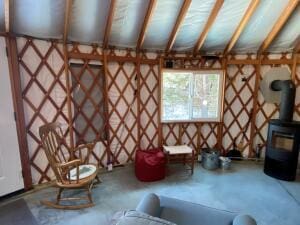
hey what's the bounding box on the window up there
[161,70,223,122]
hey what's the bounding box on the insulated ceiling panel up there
[269,5,300,53]
[202,0,251,53]
[0,0,4,32]
[11,0,65,39]
[68,0,110,44]
[233,0,290,53]
[143,0,183,50]
[109,0,149,48]
[173,0,216,51]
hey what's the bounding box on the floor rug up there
[0,198,38,225]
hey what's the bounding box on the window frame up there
[160,69,225,123]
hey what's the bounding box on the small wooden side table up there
[163,145,195,175]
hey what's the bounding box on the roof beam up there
[165,0,192,53]
[258,0,299,54]
[103,0,116,49]
[136,0,157,51]
[63,0,73,44]
[193,0,224,55]
[223,0,260,55]
[4,0,10,32]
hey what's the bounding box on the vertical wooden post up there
[291,53,298,82]
[196,123,202,156]
[103,51,112,165]
[136,53,141,149]
[217,57,227,153]
[178,124,183,145]
[5,36,33,190]
[249,56,262,157]
[158,57,163,147]
[63,45,74,150]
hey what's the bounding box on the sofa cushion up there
[111,210,176,225]
[233,215,257,225]
[136,193,161,217]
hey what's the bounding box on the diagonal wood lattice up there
[222,56,256,156]
[17,37,69,183]
[15,37,300,184]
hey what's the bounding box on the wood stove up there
[264,120,300,181]
[263,79,299,181]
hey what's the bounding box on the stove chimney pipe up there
[270,80,296,122]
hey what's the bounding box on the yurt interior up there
[0,0,300,225]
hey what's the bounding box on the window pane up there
[162,72,191,121]
[192,73,220,119]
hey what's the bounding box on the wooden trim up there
[193,0,224,54]
[137,0,157,51]
[224,0,260,55]
[165,0,192,53]
[136,53,141,149]
[227,58,300,65]
[103,51,112,164]
[158,57,163,147]
[63,45,74,149]
[258,0,299,54]
[5,37,33,190]
[291,53,298,81]
[4,0,10,33]
[248,57,262,157]
[103,0,116,49]
[63,0,73,44]
[293,37,300,54]
[68,51,158,64]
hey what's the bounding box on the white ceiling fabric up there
[109,0,149,48]
[11,0,65,39]
[174,0,216,51]
[233,0,291,53]
[143,0,183,50]
[68,0,110,44]
[0,0,298,53]
[202,0,251,53]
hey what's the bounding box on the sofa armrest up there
[136,193,161,217]
[233,215,257,225]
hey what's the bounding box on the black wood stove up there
[264,80,300,181]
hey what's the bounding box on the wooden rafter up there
[165,0,192,53]
[63,0,73,44]
[4,0,10,32]
[103,0,116,49]
[193,0,224,55]
[224,0,260,55]
[137,0,157,51]
[258,0,299,54]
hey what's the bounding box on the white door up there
[0,37,24,196]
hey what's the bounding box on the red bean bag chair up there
[135,148,166,182]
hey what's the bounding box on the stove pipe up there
[270,80,296,122]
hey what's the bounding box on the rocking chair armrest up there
[73,143,94,164]
[58,159,81,169]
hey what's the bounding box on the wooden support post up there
[103,51,112,165]
[291,53,298,81]
[5,36,33,190]
[248,56,262,157]
[178,124,183,145]
[158,57,163,147]
[63,45,74,149]
[217,58,227,153]
[136,53,141,149]
[196,123,202,156]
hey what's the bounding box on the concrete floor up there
[18,162,300,225]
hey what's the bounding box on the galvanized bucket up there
[202,148,220,170]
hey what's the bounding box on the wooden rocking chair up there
[39,122,100,209]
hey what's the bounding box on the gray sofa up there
[121,193,257,225]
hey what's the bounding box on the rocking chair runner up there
[39,122,100,209]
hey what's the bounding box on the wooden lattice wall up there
[15,37,300,184]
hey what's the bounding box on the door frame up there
[5,36,32,190]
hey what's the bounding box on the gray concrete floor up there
[19,162,300,225]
